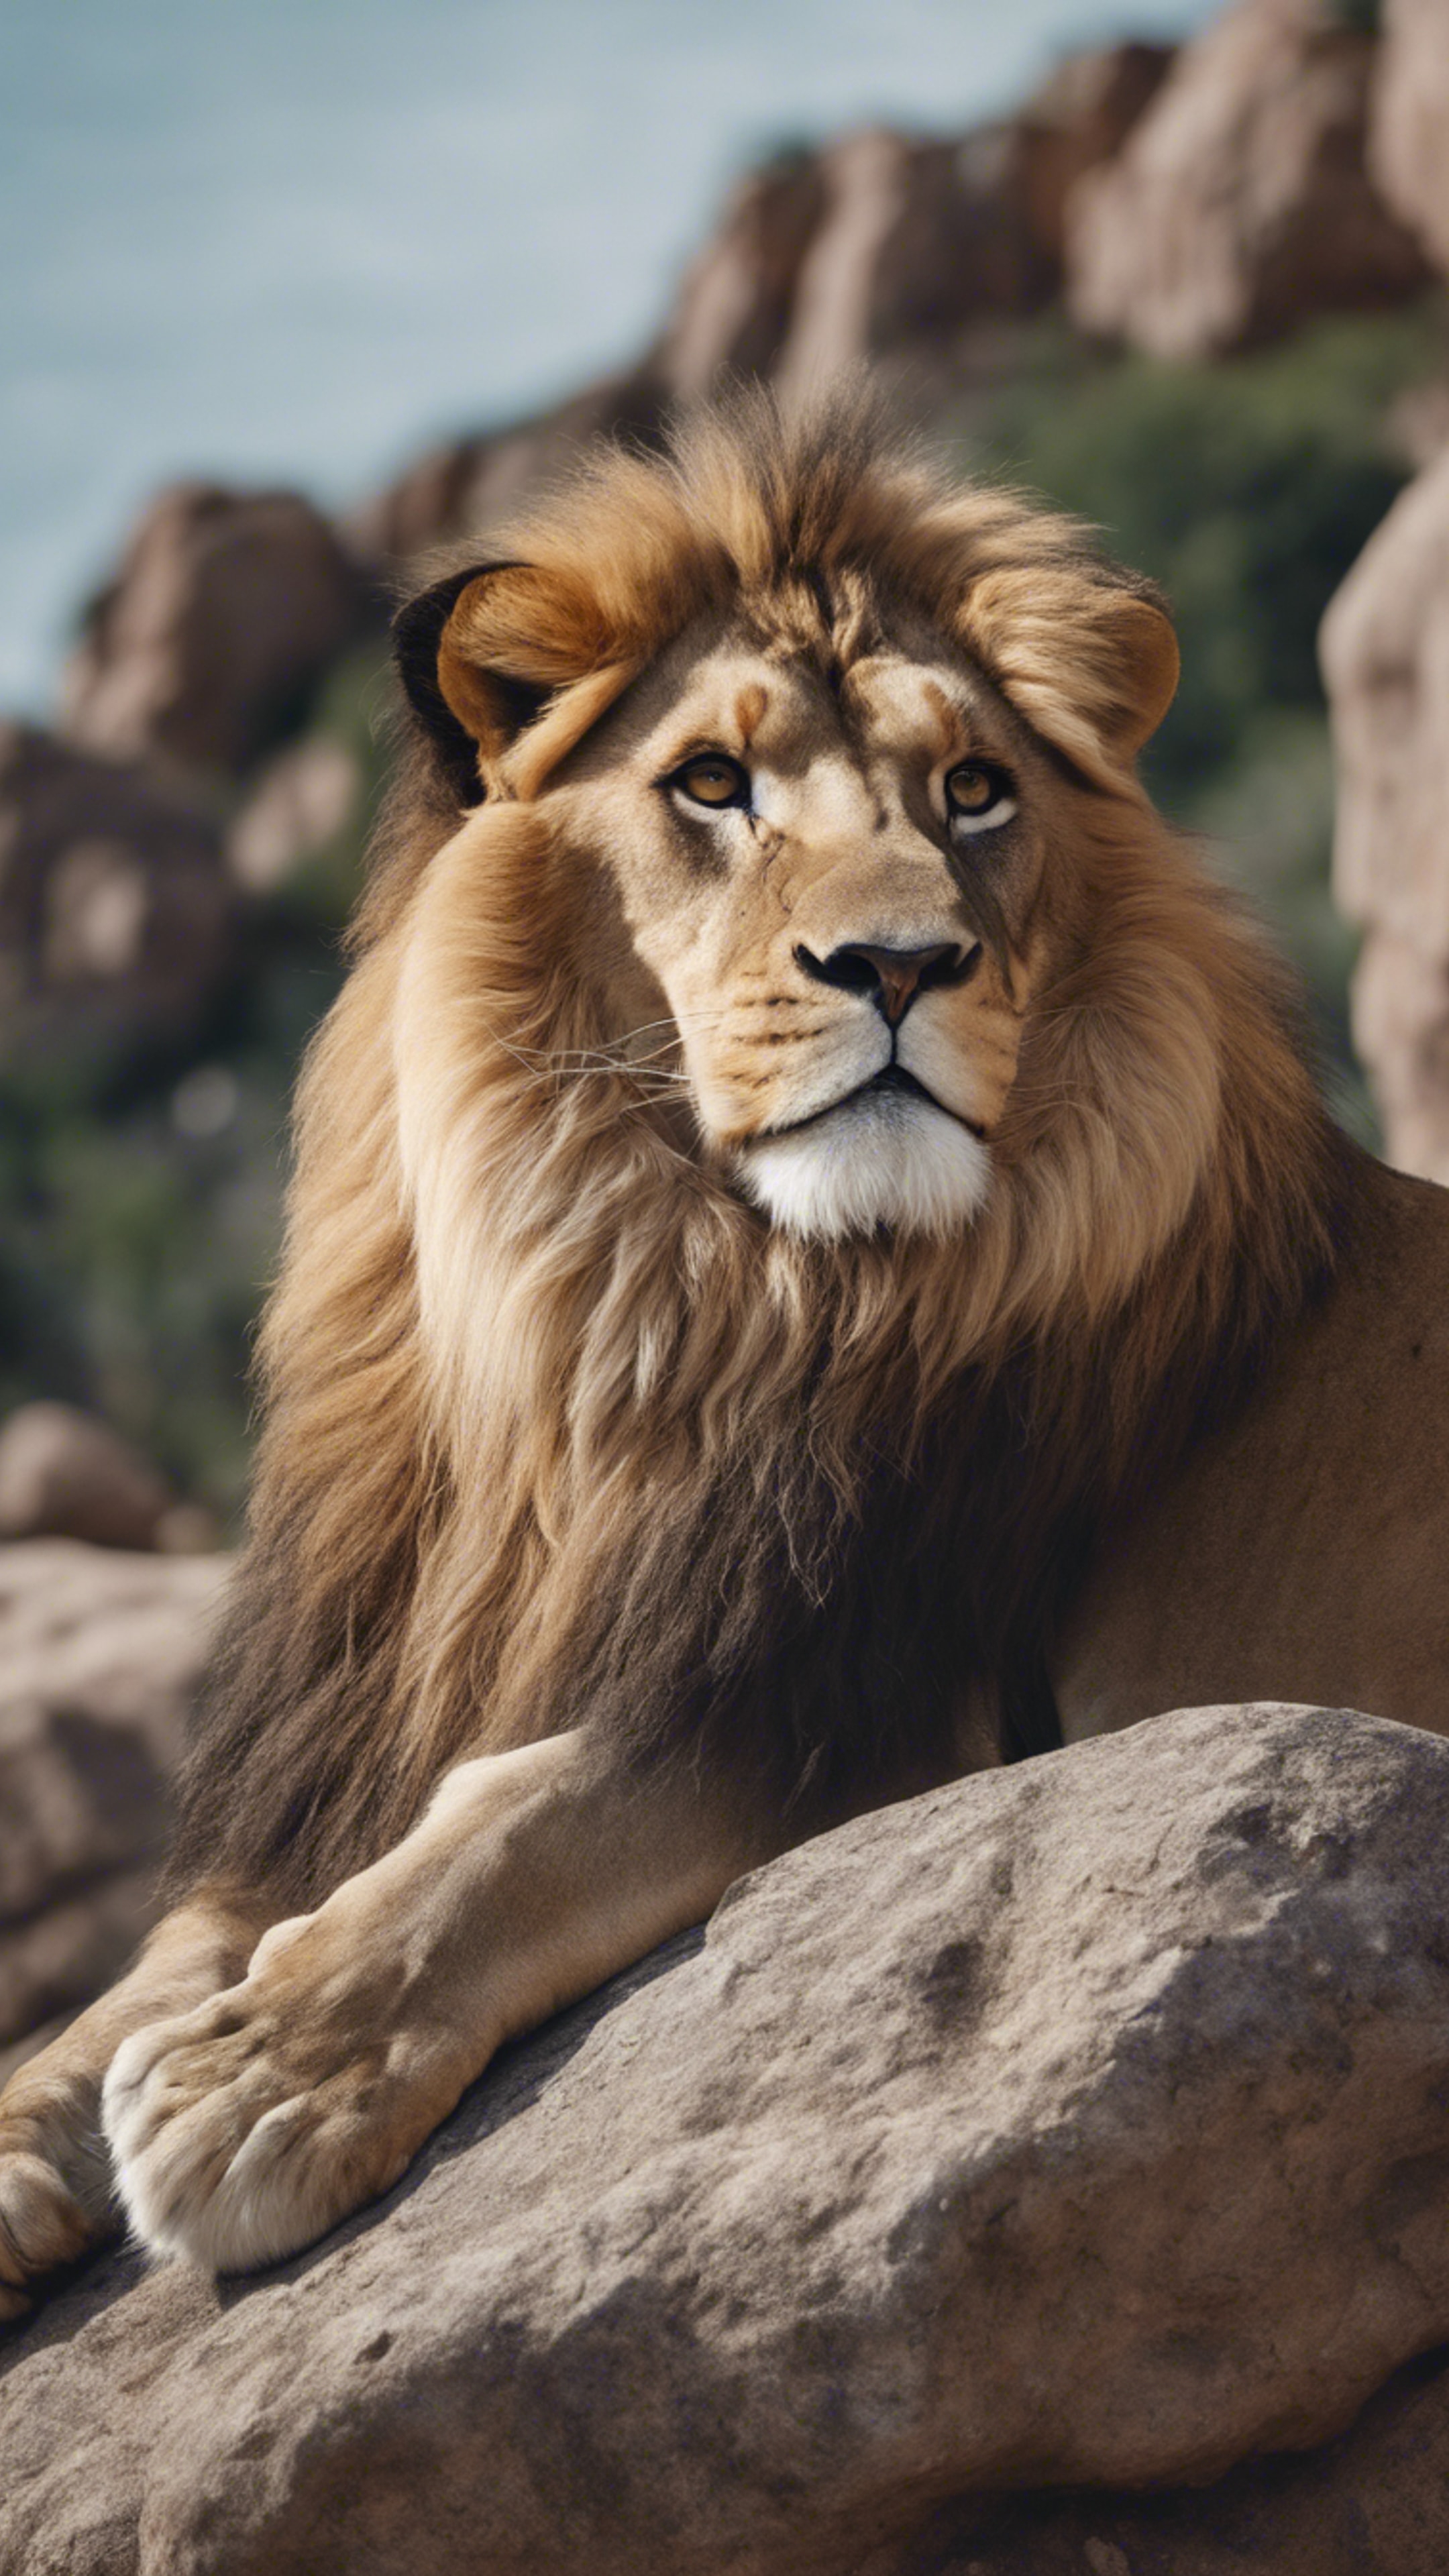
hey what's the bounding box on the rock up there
[0,1405,173,1552]
[0,720,235,1063]
[1013,40,1177,265]
[654,150,829,402]
[7,1703,1449,2574]
[60,482,366,777]
[1322,443,1449,1181]
[1371,0,1449,276]
[856,2341,1449,2571]
[350,370,670,568]
[226,735,363,895]
[0,1542,230,2057]
[770,125,1053,407]
[1067,0,1432,360]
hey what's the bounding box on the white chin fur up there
[739,1090,990,1241]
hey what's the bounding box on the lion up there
[3,386,1448,2316]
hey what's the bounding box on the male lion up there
[3,390,1448,2313]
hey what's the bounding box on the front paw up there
[0,2119,106,2323]
[102,1937,463,2274]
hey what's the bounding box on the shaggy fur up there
[168,388,1338,1915]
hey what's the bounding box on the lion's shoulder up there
[1055,1146,1449,1743]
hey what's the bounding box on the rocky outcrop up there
[1322,443,1449,1181]
[0,1405,189,1553]
[1012,40,1176,266]
[358,46,1171,569]
[350,369,670,568]
[6,1702,1449,2573]
[1067,0,1431,359]
[0,720,235,1062]
[60,483,367,777]
[1371,0,1449,276]
[0,1542,229,2077]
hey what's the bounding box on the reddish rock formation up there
[60,483,366,777]
[0,720,234,1061]
[1013,39,1175,264]
[1067,0,1431,359]
[1371,0,1449,276]
[1322,444,1449,1183]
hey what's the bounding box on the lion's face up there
[394,409,1181,1249]
[551,608,1058,1240]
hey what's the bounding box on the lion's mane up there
[173,393,1339,1908]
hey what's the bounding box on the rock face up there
[1012,40,1177,266]
[0,720,235,1061]
[1067,0,1431,359]
[0,1542,229,2076]
[60,482,366,776]
[6,1703,1449,2574]
[1322,444,1449,1182]
[1372,0,1449,275]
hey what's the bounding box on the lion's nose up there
[794,941,973,1026]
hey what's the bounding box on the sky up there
[0,0,1214,708]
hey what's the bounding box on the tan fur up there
[1,386,1388,2294]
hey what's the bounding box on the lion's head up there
[390,394,1181,1248]
[182,390,1335,1907]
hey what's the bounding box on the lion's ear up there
[394,559,626,806]
[961,571,1179,777]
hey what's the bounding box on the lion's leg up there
[102,1731,772,2277]
[0,1890,269,2322]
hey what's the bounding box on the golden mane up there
[172,390,1338,1909]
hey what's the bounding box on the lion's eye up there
[945,761,1016,833]
[673,755,750,810]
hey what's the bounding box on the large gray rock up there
[60,482,366,777]
[1322,443,1449,1182]
[1067,0,1430,359]
[1372,0,1449,278]
[5,1703,1449,2573]
[0,1542,230,2068]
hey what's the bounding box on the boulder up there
[1322,443,1449,1181]
[1371,0,1449,277]
[0,720,235,1062]
[6,1703,1449,2573]
[0,1405,174,1552]
[60,482,366,777]
[1067,0,1432,359]
[0,1541,230,2065]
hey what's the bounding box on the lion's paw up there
[0,2133,99,2324]
[102,1954,458,2275]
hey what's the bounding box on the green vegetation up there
[0,641,392,1524]
[3,303,1445,1519]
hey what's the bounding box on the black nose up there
[794,941,973,1026]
